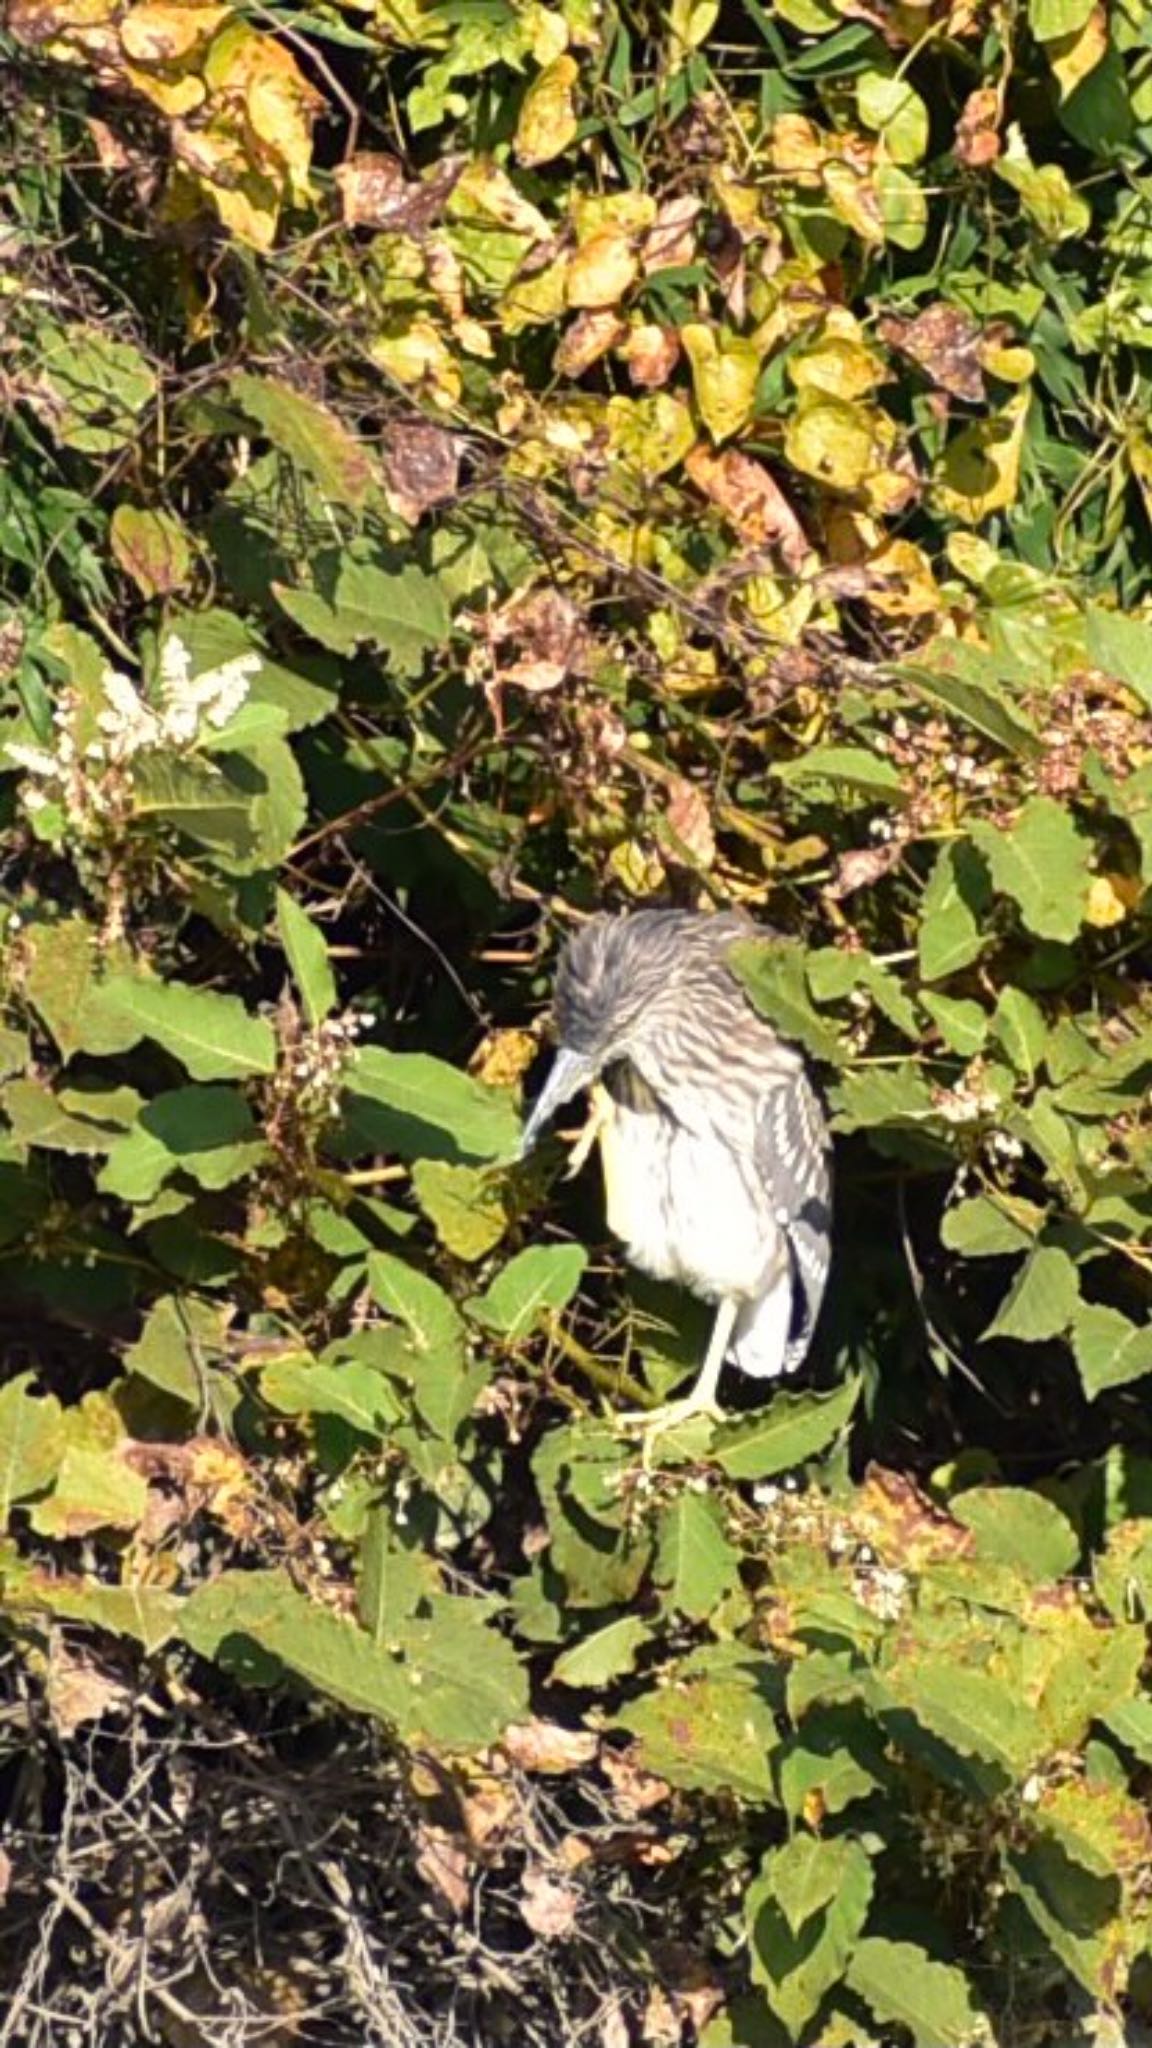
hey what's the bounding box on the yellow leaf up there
[369,320,461,408]
[515,53,580,167]
[823,160,885,245]
[1084,876,1133,927]
[681,324,760,442]
[669,0,720,51]
[606,393,696,477]
[1049,4,1107,97]
[981,341,1036,383]
[566,227,638,309]
[501,256,570,334]
[768,113,827,184]
[119,0,228,64]
[862,538,940,618]
[790,333,886,400]
[934,389,1031,524]
[123,63,205,115]
[785,391,889,491]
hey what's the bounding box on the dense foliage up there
[2,1,1152,2042]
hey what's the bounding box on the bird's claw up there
[614,1398,721,1469]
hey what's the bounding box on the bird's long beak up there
[520,1046,597,1160]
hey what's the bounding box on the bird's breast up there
[598,1080,783,1302]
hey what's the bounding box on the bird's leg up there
[615,1297,738,1451]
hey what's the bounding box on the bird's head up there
[520,910,750,1157]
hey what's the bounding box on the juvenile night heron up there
[521,909,832,1437]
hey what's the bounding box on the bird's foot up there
[614,1395,722,1468]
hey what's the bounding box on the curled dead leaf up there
[47,1639,132,1739]
[880,301,985,404]
[334,152,463,235]
[663,777,715,870]
[381,421,461,524]
[643,195,702,273]
[501,1718,599,1775]
[415,1823,471,1916]
[567,226,638,308]
[621,322,680,390]
[954,86,1002,167]
[554,308,627,378]
[521,1863,581,1940]
[685,444,809,570]
[825,842,903,900]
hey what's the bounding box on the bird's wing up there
[755,1070,832,1370]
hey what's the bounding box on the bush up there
[2,4,1152,2043]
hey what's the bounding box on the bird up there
[520,908,832,1442]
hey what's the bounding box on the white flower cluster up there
[6,635,259,831]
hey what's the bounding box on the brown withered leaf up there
[415,1823,471,1916]
[685,444,809,571]
[600,1742,672,1815]
[852,1464,973,1569]
[554,309,627,378]
[0,1847,11,1908]
[825,842,903,900]
[879,302,985,404]
[521,1863,581,1941]
[381,422,460,523]
[954,86,1002,168]
[643,195,702,274]
[621,322,680,390]
[663,777,715,870]
[334,152,463,235]
[86,116,132,172]
[501,1718,599,1775]
[47,1639,132,1739]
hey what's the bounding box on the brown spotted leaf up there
[880,302,986,404]
[381,421,461,524]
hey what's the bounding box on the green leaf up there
[100,1086,262,1201]
[970,798,1091,943]
[23,919,141,1059]
[992,987,1047,1079]
[846,1938,991,2048]
[768,1832,853,1936]
[343,1047,519,1165]
[729,938,845,1063]
[1029,0,1094,36]
[35,323,156,454]
[468,1244,586,1340]
[276,889,336,1026]
[96,976,277,1082]
[917,842,989,982]
[881,1656,1037,1778]
[366,1251,465,1361]
[2,1563,180,1650]
[982,1243,1079,1343]
[275,556,450,675]
[129,754,257,858]
[260,1353,402,1434]
[1099,1696,1152,1766]
[921,993,988,1057]
[123,1295,229,1405]
[3,1077,119,1155]
[857,71,929,163]
[229,372,376,507]
[1085,606,1152,711]
[951,1486,1079,1579]
[654,1491,740,1620]
[181,1566,527,1748]
[617,1646,781,1801]
[1071,1303,1152,1398]
[941,1196,1035,1258]
[0,1375,64,1527]
[412,1159,507,1262]
[1005,1839,1118,1994]
[714,1379,861,1480]
[774,745,905,804]
[746,1833,873,2036]
[552,1613,651,1687]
